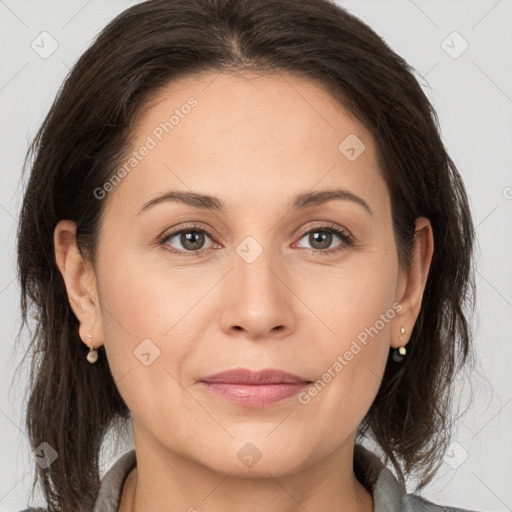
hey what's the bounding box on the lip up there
[198,368,312,407]
[199,368,311,385]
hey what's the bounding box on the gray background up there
[1,0,511,511]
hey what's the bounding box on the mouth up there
[198,368,312,407]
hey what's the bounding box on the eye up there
[294,222,354,255]
[160,223,217,256]
[159,222,354,257]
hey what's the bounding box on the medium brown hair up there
[16,0,476,510]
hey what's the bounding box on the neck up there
[118,439,373,512]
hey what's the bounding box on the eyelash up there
[159,221,354,257]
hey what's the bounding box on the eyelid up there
[158,222,219,256]
[295,221,352,240]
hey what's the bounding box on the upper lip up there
[200,368,312,385]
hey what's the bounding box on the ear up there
[54,220,103,349]
[391,217,434,349]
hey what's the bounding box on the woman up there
[16,0,478,511]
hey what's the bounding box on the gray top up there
[20,444,479,511]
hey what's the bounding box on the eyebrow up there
[137,188,373,216]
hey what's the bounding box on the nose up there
[219,248,297,341]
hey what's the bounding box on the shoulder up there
[377,466,481,512]
[17,450,137,512]
[403,493,481,511]
[354,443,481,512]
[376,469,481,511]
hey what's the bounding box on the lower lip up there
[199,381,310,407]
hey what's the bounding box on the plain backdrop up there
[1,1,511,511]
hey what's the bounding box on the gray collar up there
[353,443,407,511]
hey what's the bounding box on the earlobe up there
[392,217,434,349]
[53,220,102,346]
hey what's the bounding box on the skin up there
[54,70,433,512]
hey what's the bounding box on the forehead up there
[135,69,368,150]
[103,70,385,218]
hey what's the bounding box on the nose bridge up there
[234,234,285,305]
[220,232,296,337]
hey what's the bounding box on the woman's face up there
[57,70,431,476]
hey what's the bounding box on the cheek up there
[96,232,199,337]
[94,249,193,388]
[96,267,194,428]
[297,240,399,347]
[94,244,224,389]
[293,246,398,423]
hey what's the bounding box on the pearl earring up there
[86,333,98,364]
[397,327,407,356]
